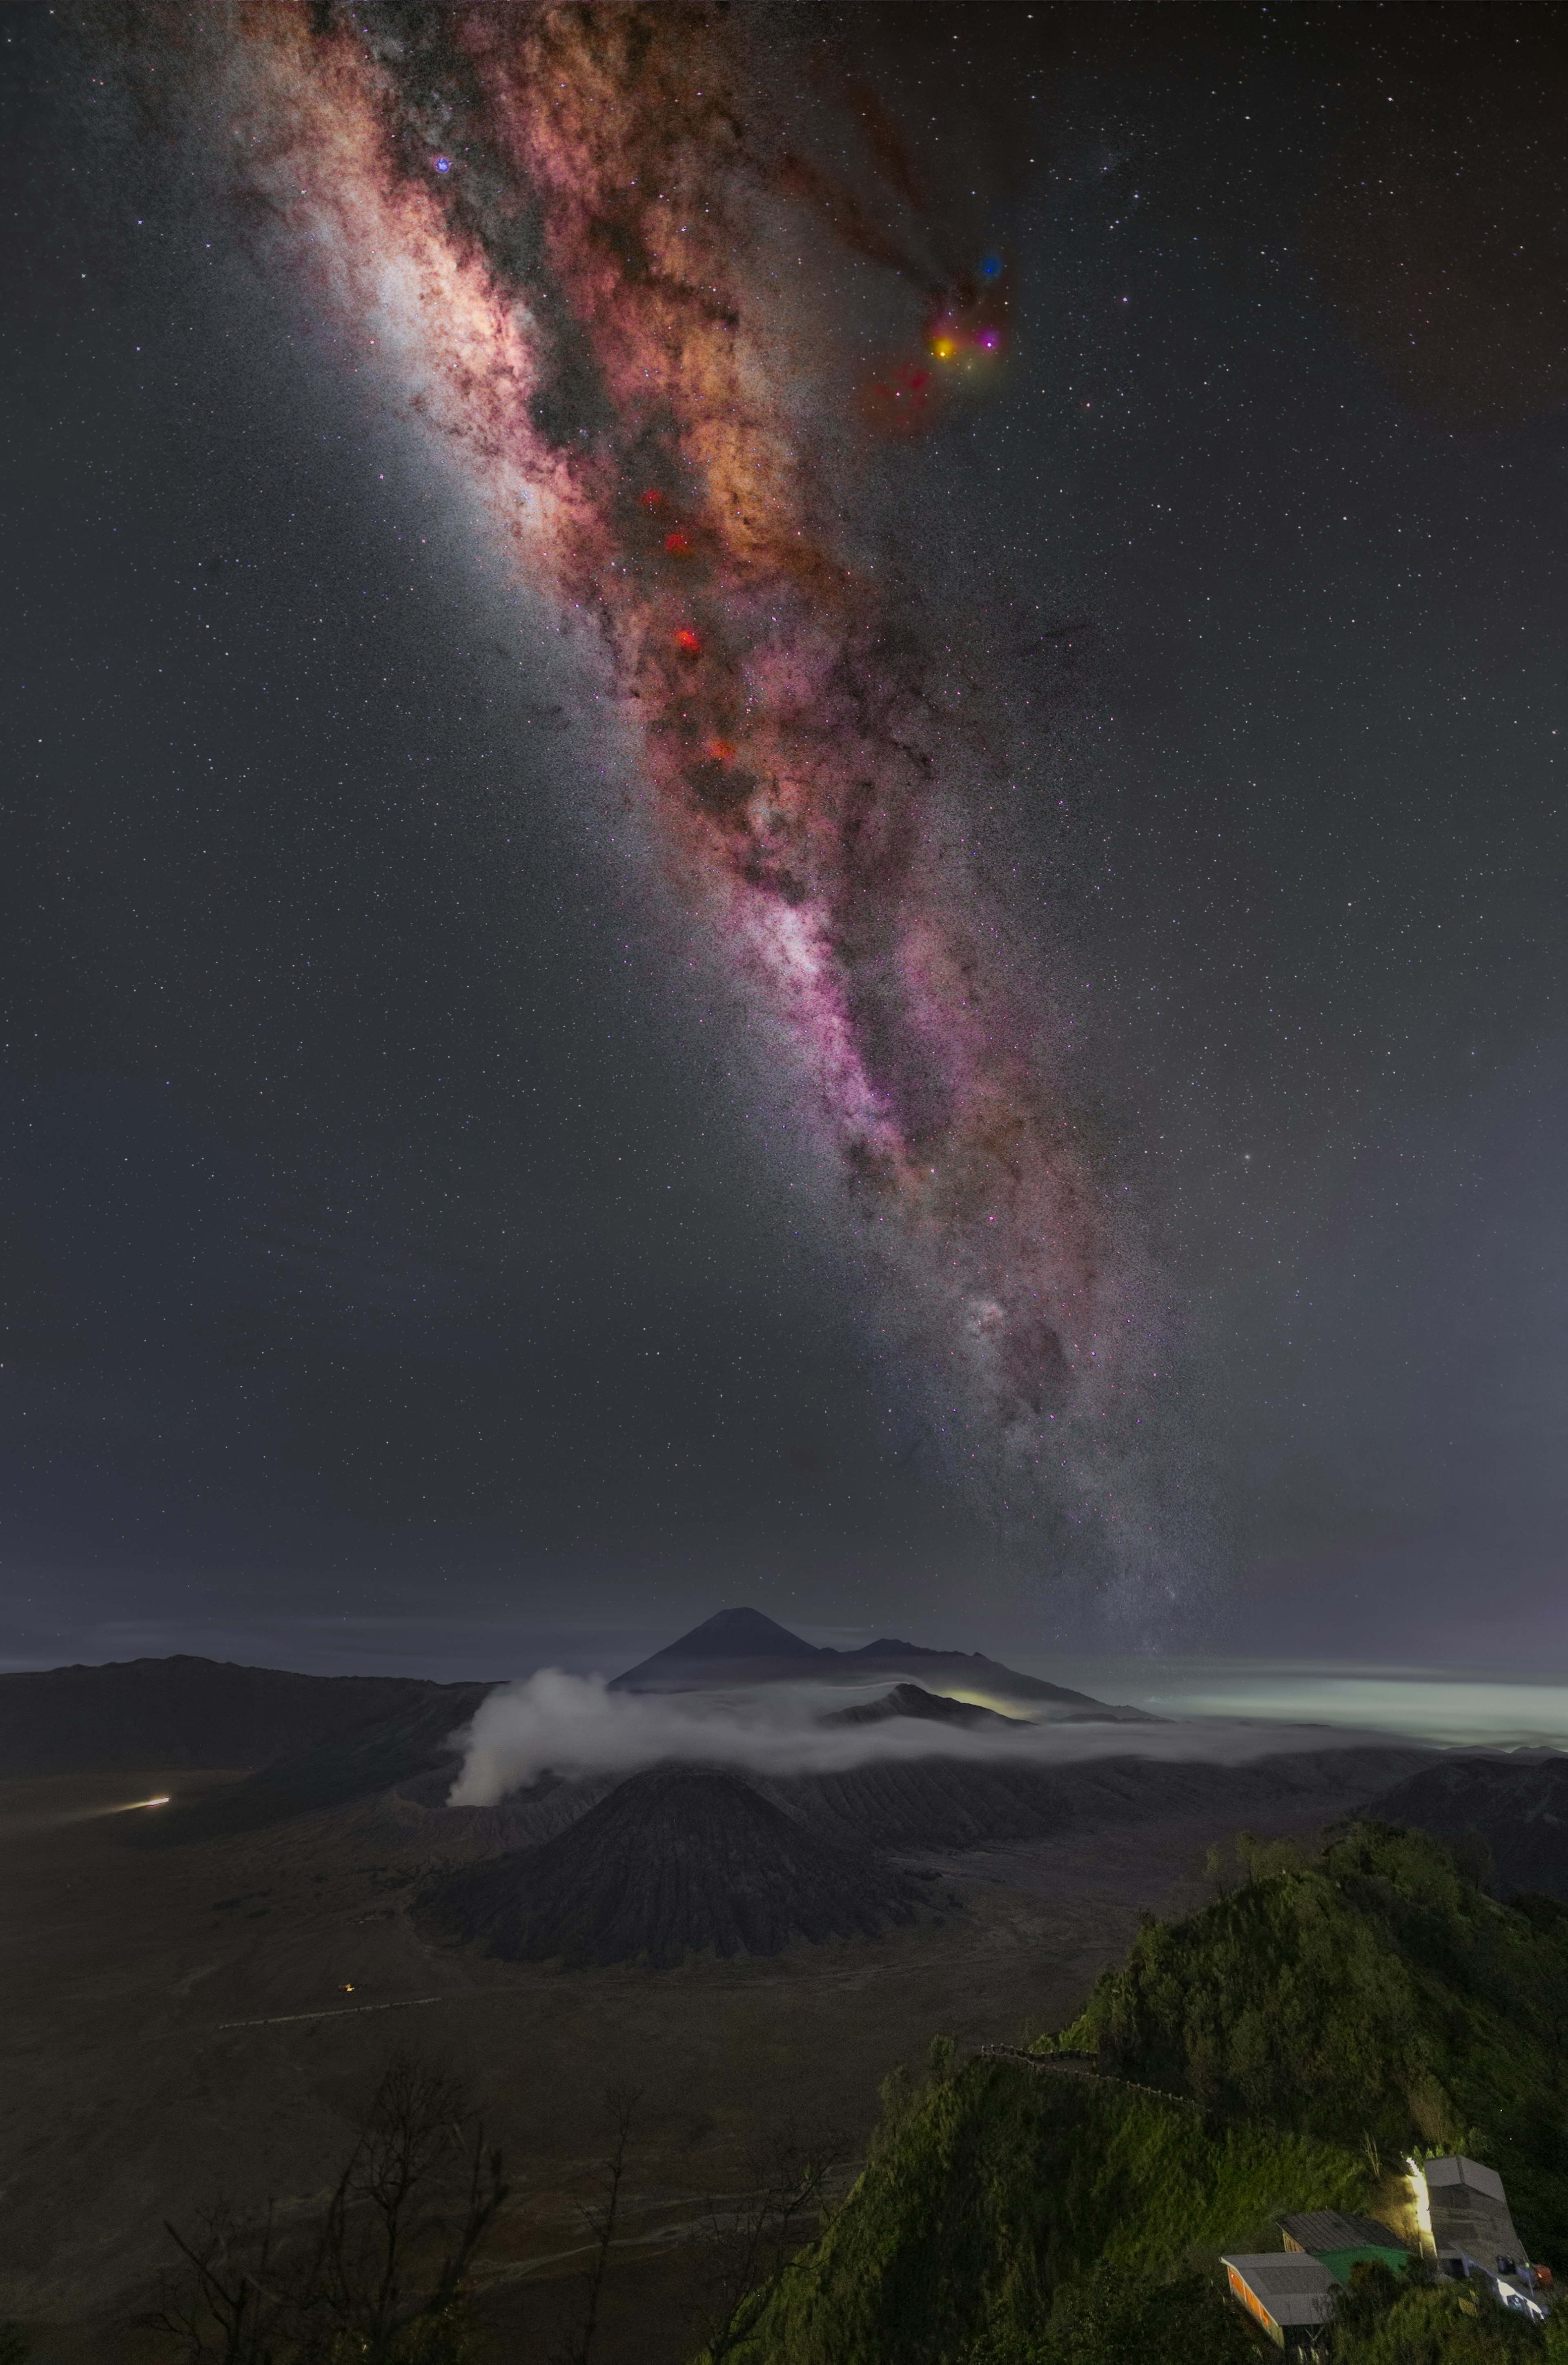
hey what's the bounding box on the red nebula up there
[860,358,941,438]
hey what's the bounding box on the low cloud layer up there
[1138,1672,1568,1751]
[446,1670,1391,1806]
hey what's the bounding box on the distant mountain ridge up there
[0,1607,1142,1834]
[821,1682,1022,1730]
[0,1654,487,1781]
[608,1606,1149,1720]
[0,1611,1138,1794]
[1360,1751,1568,1902]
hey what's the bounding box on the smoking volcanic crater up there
[76,1608,1468,1977]
[407,1611,1431,1971]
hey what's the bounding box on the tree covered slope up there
[726,2061,1361,2361]
[723,1825,1568,2364]
[1056,1824,1568,2258]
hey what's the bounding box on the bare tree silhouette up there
[694,2120,849,2363]
[143,2199,288,2365]
[143,2053,507,2365]
[555,2081,645,2365]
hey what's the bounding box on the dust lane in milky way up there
[218,2,1183,1604]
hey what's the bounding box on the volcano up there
[608,1608,1148,1719]
[416,1765,935,1968]
[822,1683,1022,1730]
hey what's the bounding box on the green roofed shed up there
[1318,2246,1412,2287]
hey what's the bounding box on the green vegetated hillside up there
[722,1824,1568,2364]
[1058,1823,1568,2261]
[732,2063,1358,2362]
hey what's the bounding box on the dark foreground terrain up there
[0,1652,1444,2363]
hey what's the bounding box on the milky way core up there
[205,3,1183,1609]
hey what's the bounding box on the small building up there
[1278,2210,1407,2258]
[1407,2153,1550,2320]
[1276,2210,1412,2292]
[1410,2154,1525,2274]
[1316,2246,1415,2288]
[1222,2253,1337,2352]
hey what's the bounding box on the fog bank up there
[447,1670,1393,1806]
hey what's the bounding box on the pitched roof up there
[1423,2155,1505,2200]
[1415,2155,1525,2271]
[1223,2252,1338,2328]
[1279,2210,1407,2256]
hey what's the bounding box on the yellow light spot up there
[931,336,956,361]
[342,1983,355,1994]
[930,1689,1031,1720]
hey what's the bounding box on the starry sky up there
[3,4,1564,1679]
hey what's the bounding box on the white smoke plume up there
[447,1669,1388,1807]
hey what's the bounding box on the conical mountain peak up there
[608,1606,1145,1719]
[671,1607,820,1657]
[607,1605,824,1691]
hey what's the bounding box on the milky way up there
[205,2,1183,1607]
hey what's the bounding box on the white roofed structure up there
[1410,2154,1526,2272]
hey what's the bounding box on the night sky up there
[4,5,1564,1680]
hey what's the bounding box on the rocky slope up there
[768,1744,1431,1855]
[1361,1750,1568,1899]
[415,1765,940,1967]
